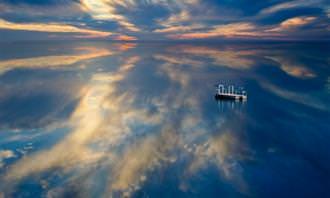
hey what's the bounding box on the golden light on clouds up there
[158,10,192,28]
[0,19,112,38]
[281,16,316,28]
[0,0,328,196]
[267,16,316,32]
[168,23,261,39]
[0,0,327,41]
[80,0,140,32]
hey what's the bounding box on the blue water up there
[0,41,329,197]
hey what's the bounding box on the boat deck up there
[215,84,247,101]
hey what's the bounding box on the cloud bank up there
[0,0,328,40]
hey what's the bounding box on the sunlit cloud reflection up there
[0,47,113,75]
[1,44,251,197]
[166,45,256,69]
[1,43,327,197]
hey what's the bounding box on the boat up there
[215,84,247,101]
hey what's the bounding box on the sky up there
[0,0,329,41]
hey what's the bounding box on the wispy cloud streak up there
[0,19,112,38]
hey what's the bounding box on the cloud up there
[163,17,321,40]
[79,0,200,33]
[158,10,192,27]
[0,18,112,38]
[0,0,329,40]
[80,0,140,32]
[154,24,204,33]
[260,0,323,15]
[281,16,316,28]
[267,16,316,32]
[79,0,202,33]
[168,23,262,39]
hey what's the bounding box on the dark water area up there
[0,41,329,197]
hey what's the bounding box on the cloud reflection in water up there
[0,42,329,197]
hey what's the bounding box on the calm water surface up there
[0,42,329,197]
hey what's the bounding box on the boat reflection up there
[216,99,247,113]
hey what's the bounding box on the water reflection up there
[0,42,329,197]
[216,100,246,113]
[0,47,112,74]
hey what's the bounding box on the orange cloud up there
[0,19,112,38]
[267,16,316,32]
[281,16,316,28]
[168,23,261,39]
